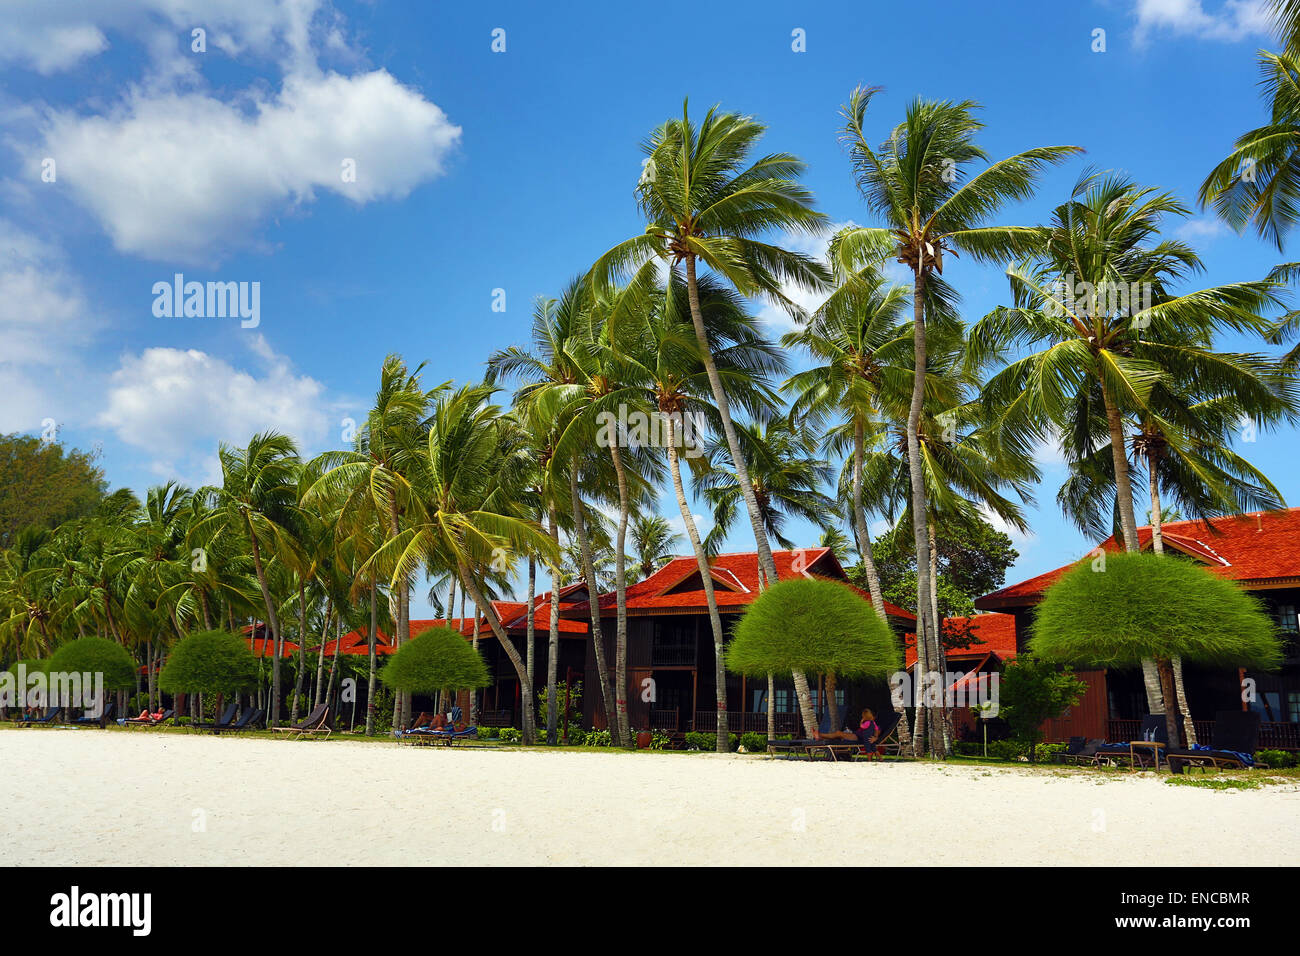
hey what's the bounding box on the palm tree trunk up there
[684,255,778,584]
[388,502,411,732]
[313,597,330,708]
[851,420,889,619]
[246,527,283,727]
[365,584,377,736]
[458,563,535,744]
[326,616,342,717]
[1105,393,1165,717]
[1147,452,1196,746]
[906,269,942,757]
[667,415,729,750]
[526,552,537,688]
[1156,657,1181,751]
[471,606,481,725]
[766,673,775,740]
[826,672,839,730]
[929,520,953,754]
[291,582,308,722]
[546,512,561,744]
[570,461,618,742]
[608,441,633,747]
[792,670,818,743]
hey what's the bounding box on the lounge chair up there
[1057,737,1106,764]
[1092,715,1168,768]
[214,708,264,735]
[74,700,115,728]
[271,703,332,740]
[192,703,238,733]
[440,725,480,746]
[1165,711,1261,773]
[18,706,64,726]
[123,708,174,728]
[767,712,865,762]
[872,710,905,756]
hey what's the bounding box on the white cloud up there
[0,0,335,75]
[1173,216,1228,243]
[666,510,714,542]
[36,69,461,262]
[1132,0,1273,45]
[979,503,1037,551]
[0,221,96,432]
[97,337,338,477]
[753,220,856,333]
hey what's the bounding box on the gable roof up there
[565,548,916,622]
[904,612,1018,668]
[975,508,1300,610]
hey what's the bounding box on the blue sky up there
[1,0,1294,617]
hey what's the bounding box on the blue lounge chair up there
[74,701,115,727]
[214,708,264,734]
[1166,711,1261,772]
[192,703,239,732]
[19,706,63,726]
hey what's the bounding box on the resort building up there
[975,508,1300,749]
[551,548,915,735]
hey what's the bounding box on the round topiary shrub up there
[380,626,490,694]
[1030,551,1281,670]
[159,629,258,696]
[726,576,901,679]
[47,637,137,691]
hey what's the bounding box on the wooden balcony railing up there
[648,710,679,731]
[693,710,798,734]
[1106,718,1299,751]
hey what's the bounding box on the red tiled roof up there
[975,508,1300,609]
[246,637,299,659]
[566,548,916,621]
[904,613,1018,668]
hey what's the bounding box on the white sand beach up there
[2,729,1297,866]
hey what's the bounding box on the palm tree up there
[391,384,557,744]
[194,432,303,726]
[835,88,1081,756]
[606,270,786,749]
[783,254,917,625]
[629,514,682,583]
[590,102,831,592]
[971,171,1283,719]
[304,355,443,730]
[1200,47,1300,251]
[697,416,836,738]
[488,286,622,741]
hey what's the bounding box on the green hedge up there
[683,731,739,752]
[1255,749,1298,768]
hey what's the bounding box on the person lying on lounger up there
[813,714,859,741]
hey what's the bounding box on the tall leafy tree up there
[194,432,303,726]
[590,102,831,591]
[834,88,1080,755]
[971,171,1283,717]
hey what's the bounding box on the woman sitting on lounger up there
[858,708,879,750]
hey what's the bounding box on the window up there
[1274,604,1299,635]
[809,688,845,710]
[773,688,792,714]
[1288,691,1300,723]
